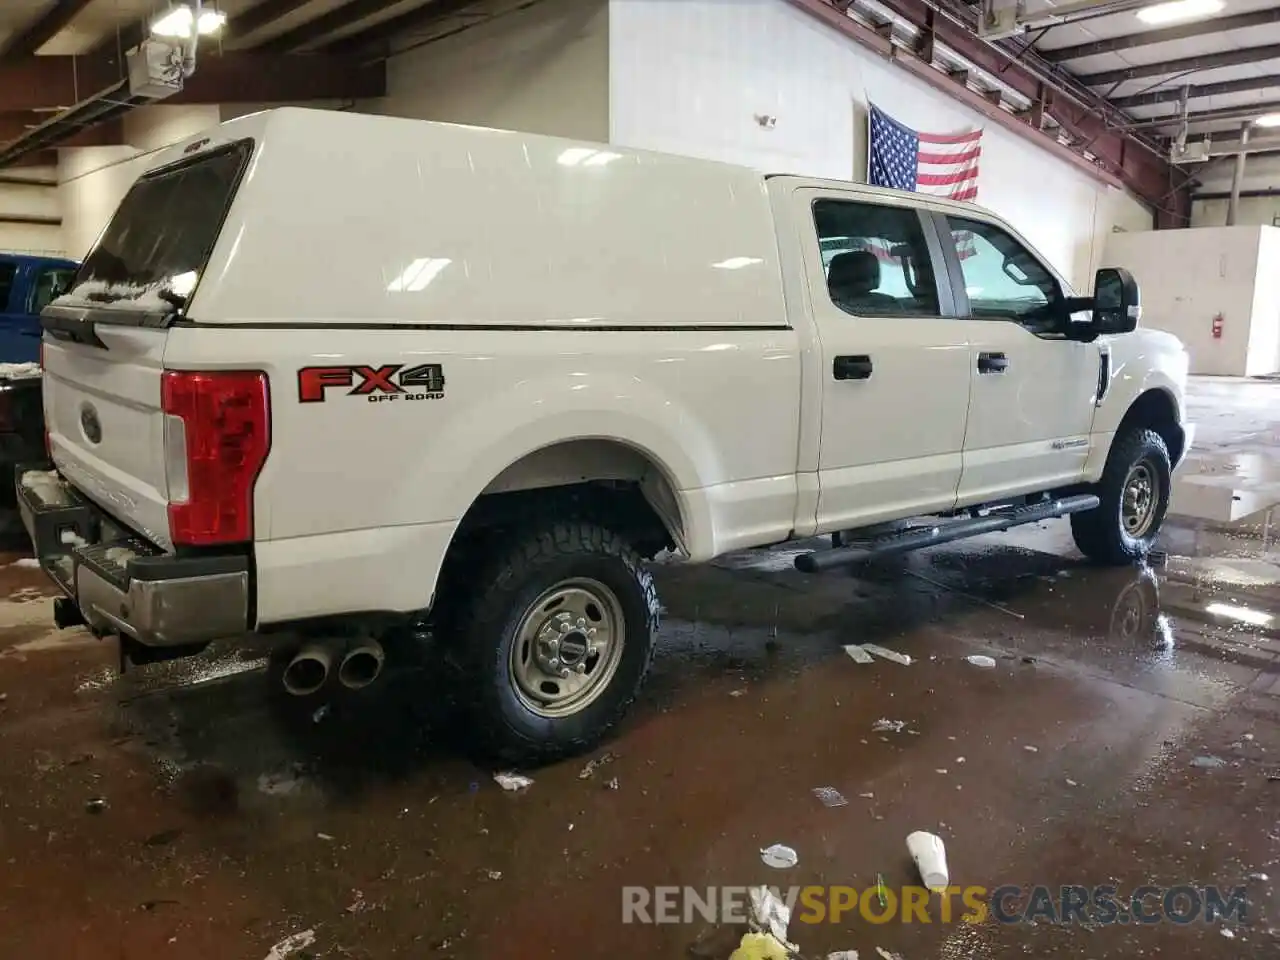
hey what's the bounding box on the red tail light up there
[161,370,270,546]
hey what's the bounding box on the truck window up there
[73,141,252,307]
[0,260,15,312]
[943,216,1063,336]
[813,200,940,318]
[28,266,75,314]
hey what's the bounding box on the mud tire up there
[455,520,659,764]
[1071,427,1171,565]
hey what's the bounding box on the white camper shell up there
[20,108,1190,760]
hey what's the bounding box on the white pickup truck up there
[19,108,1190,760]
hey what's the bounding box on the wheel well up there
[1117,389,1183,465]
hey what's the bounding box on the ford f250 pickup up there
[16,109,1190,760]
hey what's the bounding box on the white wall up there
[1104,226,1278,377]
[0,167,62,255]
[609,0,1152,293]
[368,0,609,143]
[1192,195,1280,229]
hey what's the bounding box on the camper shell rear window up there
[63,140,253,317]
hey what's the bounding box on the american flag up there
[868,104,982,257]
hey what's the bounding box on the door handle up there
[833,355,873,380]
[977,351,1009,374]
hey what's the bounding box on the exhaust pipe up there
[337,639,385,691]
[282,640,342,696]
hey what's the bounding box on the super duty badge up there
[298,364,446,404]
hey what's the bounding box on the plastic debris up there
[317,833,334,841]
[1221,928,1236,939]
[875,950,903,960]
[1065,778,1078,787]
[264,930,316,960]
[730,688,748,697]
[872,719,907,733]
[858,792,875,799]
[486,870,502,880]
[578,752,616,780]
[760,843,799,869]
[827,953,860,960]
[1244,733,1256,741]
[85,797,107,814]
[964,655,997,668]
[935,768,948,775]
[493,772,534,791]
[1191,755,1225,769]
[861,644,913,666]
[812,786,848,808]
[907,830,949,891]
[605,777,619,791]
[843,644,875,664]
[729,932,791,960]
[749,884,794,944]
[1023,745,1039,753]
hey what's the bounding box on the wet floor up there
[3,377,1280,959]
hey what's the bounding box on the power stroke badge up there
[297,364,446,404]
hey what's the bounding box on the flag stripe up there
[917,168,979,187]
[917,129,983,145]
[917,147,981,165]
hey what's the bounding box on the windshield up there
[64,141,252,313]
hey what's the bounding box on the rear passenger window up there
[28,267,74,314]
[0,261,15,312]
[813,199,940,318]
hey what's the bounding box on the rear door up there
[0,256,26,362]
[932,212,1100,505]
[41,142,253,548]
[798,188,972,532]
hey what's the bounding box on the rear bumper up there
[15,464,250,647]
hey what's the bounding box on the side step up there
[794,493,1100,573]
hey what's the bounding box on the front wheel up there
[1071,427,1171,565]
[455,520,660,763]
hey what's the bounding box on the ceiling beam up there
[0,0,96,58]
[229,0,320,38]
[261,0,405,52]
[1126,99,1280,130]
[326,0,493,54]
[1078,43,1280,86]
[1114,75,1280,108]
[0,52,385,112]
[1042,8,1280,62]
[785,0,1188,211]
[0,214,61,226]
[0,112,124,147]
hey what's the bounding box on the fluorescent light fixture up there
[1255,113,1280,128]
[1205,602,1273,627]
[387,258,452,292]
[151,6,228,39]
[712,257,764,270]
[1136,0,1223,25]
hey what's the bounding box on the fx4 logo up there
[297,364,446,404]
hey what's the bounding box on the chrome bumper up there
[15,464,249,647]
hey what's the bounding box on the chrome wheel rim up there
[509,578,626,718]
[1121,460,1160,538]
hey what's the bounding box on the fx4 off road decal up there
[297,364,446,404]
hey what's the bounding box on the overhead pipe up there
[1227,122,1251,227]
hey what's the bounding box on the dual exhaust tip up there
[281,637,384,696]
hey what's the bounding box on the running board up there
[794,494,1100,573]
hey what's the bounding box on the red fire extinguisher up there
[1212,313,1224,339]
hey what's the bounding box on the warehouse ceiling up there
[1,0,1276,209]
[0,0,510,166]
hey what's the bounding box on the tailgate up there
[43,328,172,548]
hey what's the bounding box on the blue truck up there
[0,253,78,505]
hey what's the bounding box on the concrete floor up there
[2,377,1280,959]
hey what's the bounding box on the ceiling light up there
[150,6,227,39]
[1255,113,1280,128]
[1136,0,1223,25]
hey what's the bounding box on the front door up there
[934,213,1101,505]
[801,190,972,533]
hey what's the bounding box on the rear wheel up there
[1071,427,1171,565]
[454,520,659,763]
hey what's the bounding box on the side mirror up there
[1093,267,1141,334]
